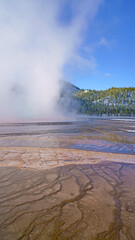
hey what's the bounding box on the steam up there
[0,0,102,121]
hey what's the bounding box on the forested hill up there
[74,87,135,116]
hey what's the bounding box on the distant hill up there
[58,81,80,113]
[74,87,135,116]
[59,82,135,116]
[60,81,80,97]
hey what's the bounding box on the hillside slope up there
[74,87,135,116]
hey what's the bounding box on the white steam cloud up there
[0,0,102,121]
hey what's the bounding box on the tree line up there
[74,87,135,116]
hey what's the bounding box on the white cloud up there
[71,54,97,70]
[98,37,110,48]
[104,73,111,77]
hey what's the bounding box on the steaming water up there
[0,117,135,154]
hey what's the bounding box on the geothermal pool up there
[0,117,135,240]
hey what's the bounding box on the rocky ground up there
[0,147,135,169]
[0,161,135,240]
[0,119,135,240]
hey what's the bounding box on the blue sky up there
[63,0,135,90]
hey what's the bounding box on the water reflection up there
[0,117,134,154]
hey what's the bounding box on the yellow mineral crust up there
[0,147,135,169]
